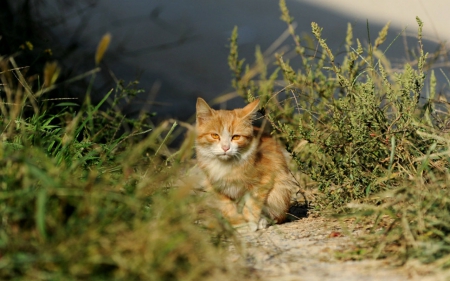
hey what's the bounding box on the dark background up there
[1,0,448,123]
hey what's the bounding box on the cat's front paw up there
[257,217,268,230]
[235,221,258,233]
[235,218,269,233]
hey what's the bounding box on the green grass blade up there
[35,188,48,241]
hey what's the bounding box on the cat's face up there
[196,98,259,161]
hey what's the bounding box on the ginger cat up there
[195,97,297,231]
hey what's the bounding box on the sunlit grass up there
[0,53,248,280]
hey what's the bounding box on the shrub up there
[228,0,450,267]
[229,0,448,209]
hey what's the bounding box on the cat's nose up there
[222,145,230,152]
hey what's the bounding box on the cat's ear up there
[241,99,260,120]
[196,98,214,123]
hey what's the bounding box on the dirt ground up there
[231,215,449,281]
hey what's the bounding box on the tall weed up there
[228,0,450,267]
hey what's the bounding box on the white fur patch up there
[197,139,258,181]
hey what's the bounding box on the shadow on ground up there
[286,201,309,222]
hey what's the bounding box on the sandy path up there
[232,216,447,281]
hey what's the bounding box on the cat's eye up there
[211,133,220,139]
[232,135,240,140]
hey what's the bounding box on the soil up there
[231,214,449,281]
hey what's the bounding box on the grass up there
[0,52,250,280]
[2,0,450,279]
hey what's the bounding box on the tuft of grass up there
[0,54,250,280]
[228,0,450,269]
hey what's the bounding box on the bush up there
[228,0,450,267]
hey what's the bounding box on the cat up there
[195,97,297,231]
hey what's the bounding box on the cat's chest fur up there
[200,157,254,199]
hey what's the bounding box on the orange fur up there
[195,98,296,231]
